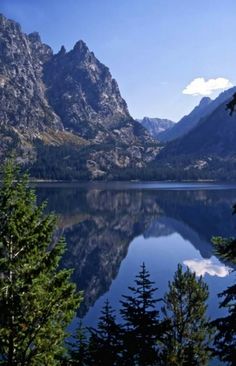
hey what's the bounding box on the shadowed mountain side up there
[155,91,236,180]
[158,87,236,142]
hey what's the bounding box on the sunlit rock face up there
[43,40,131,138]
[0,14,63,162]
[0,13,159,179]
[0,15,62,134]
[137,117,174,140]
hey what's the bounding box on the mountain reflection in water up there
[36,185,236,321]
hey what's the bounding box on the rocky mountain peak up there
[199,97,212,108]
[28,31,42,43]
[73,39,89,52]
[43,39,132,137]
[28,33,53,65]
[0,13,21,32]
[58,45,66,56]
[0,14,62,138]
[70,39,97,66]
[0,13,159,179]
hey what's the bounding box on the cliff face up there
[137,117,174,140]
[0,14,159,178]
[43,41,130,139]
[0,15,62,134]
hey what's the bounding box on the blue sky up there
[1,0,236,121]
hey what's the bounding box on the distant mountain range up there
[136,117,174,139]
[1,13,236,181]
[155,87,236,181]
[158,87,236,142]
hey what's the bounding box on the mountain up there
[156,90,236,181]
[0,15,65,163]
[158,87,236,142]
[0,14,159,179]
[44,40,132,140]
[158,97,212,142]
[136,117,174,139]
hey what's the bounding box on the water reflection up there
[36,186,236,318]
[183,259,232,277]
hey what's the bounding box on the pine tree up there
[0,161,82,365]
[162,264,211,366]
[68,322,90,365]
[120,263,164,366]
[87,300,123,366]
[212,233,236,365]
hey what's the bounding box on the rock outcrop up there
[136,117,174,140]
[0,14,159,179]
[0,15,62,133]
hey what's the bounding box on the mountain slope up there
[162,102,236,157]
[0,15,62,134]
[158,87,236,142]
[156,94,236,180]
[0,14,65,162]
[136,117,174,139]
[0,14,159,179]
[44,41,130,139]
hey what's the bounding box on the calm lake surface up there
[36,182,236,331]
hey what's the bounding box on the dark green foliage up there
[88,300,123,365]
[23,138,236,182]
[0,161,82,365]
[68,322,90,365]
[119,263,164,365]
[213,236,236,264]
[208,88,236,366]
[212,216,236,365]
[70,263,212,365]
[161,264,211,366]
[28,142,90,181]
[69,301,123,366]
[69,264,165,366]
[0,125,20,159]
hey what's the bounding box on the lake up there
[36,182,236,333]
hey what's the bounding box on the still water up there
[36,182,236,331]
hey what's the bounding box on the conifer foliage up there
[70,263,212,366]
[212,231,236,365]
[162,264,211,366]
[88,300,123,365]
[0,162,82,365]
[120,263,164,365]
[68,322,90,365]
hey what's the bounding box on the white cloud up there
[183,259,232,278]
[183,77,233,96]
